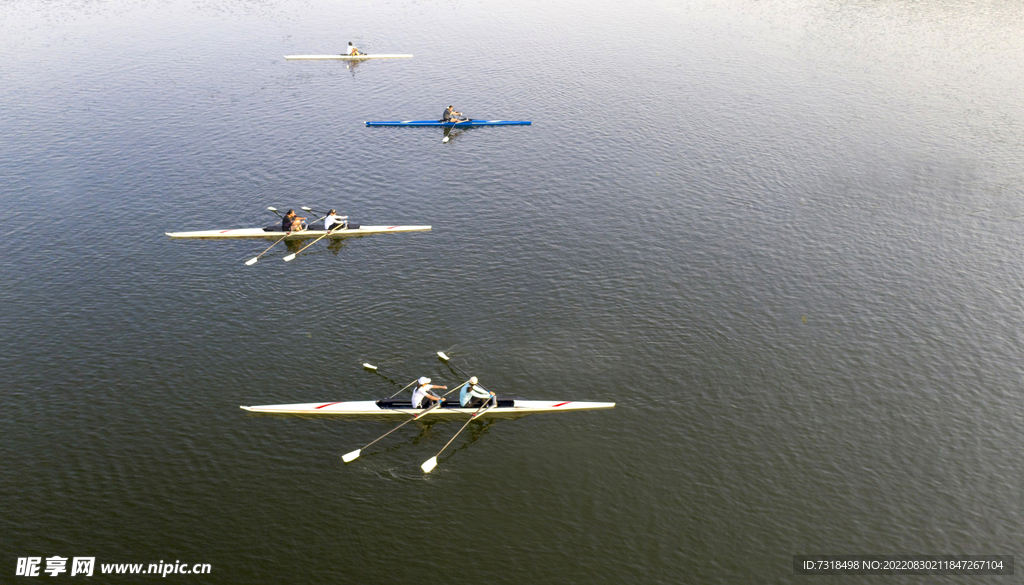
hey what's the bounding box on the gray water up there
[2,0,1022,582]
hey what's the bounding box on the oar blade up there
[362,363,377,371]
[244,257,258,266]
[283,253,297,262]
[437,351,450,361]
[421,456,438,473]
[342,449,361,463]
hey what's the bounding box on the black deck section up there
[261,222,360,232]
[375,398,516,409]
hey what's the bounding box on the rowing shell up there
[285,54,413,60]
[365,120,532,127]
[165,225,431,240]
[240,398,615,416]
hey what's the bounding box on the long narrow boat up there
[166,224,430,240]
[365,120,531,127]
[285,54,413,60]
[240,398,615,416]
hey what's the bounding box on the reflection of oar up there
[245,226,306,266]
[283,219,347,262]
[421,400,494,473]
[343,402,442,463]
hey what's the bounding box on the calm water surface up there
[2,0,1023,582]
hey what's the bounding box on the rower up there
[281,209,306,232]
[457,376,495,408]
[442,105,467,124]
[411,377,447,409]
[323,209,348,231]
[346,42,363,56]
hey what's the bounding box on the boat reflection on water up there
[357,413,501,461]
[345,59,361,77]
[280,237,350,258]
[442,126,477,144]
[325,238,348,254]
[283,238,305,254]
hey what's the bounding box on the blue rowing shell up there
[365,120,532,127]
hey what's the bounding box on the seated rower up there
[324,209,348,231]
[411,377,447,409]
[281,209,306,232]
[442,105,467,124]
[458,376,495,408]
[346,42,364,56]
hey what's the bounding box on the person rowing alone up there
[346,42,364,56]
[411,377,447,409]
[457,376,495,408]
[323,209,347,231]
[442,105,468,124]
[281,209,306,232]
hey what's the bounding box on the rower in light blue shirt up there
[458,376,495,408]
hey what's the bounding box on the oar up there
[362,362,416,381]
[244,226,306,266]
[283,220,347,262]
[436,351,469,376]
[437,352,500,408]
[362,362,421,397]
[388,378,419,399]
[442,116,468,143]
[436,351,495,391]
[266,206,284,218]
[300,206,323,220]
[343,402,442,463]
[421,400,495,473]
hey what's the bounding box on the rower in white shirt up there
[411,377,447,409]
[323,209,348,231]
[346,42,364,56]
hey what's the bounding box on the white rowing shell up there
[240,400,616,415]
[284,54,413,60]
[165,226,431,239]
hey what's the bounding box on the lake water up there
[2,0,1022,582]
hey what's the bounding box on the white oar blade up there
[244,257,258,266]
[437,351,450,361]
[267,206,278,212]
[421,457,438,473]
[283,253,296,262]
[342,449,361,463]
[442,136,449,143]
[362,363,377,370]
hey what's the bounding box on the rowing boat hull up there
[165,225,431,239]
[240,400,615,416]
[365,120,532,127]
[285,54,413,60]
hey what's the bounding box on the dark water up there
[2,0,1022,582]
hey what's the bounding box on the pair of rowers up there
[412,376,495,409]
[280,209,347,232]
